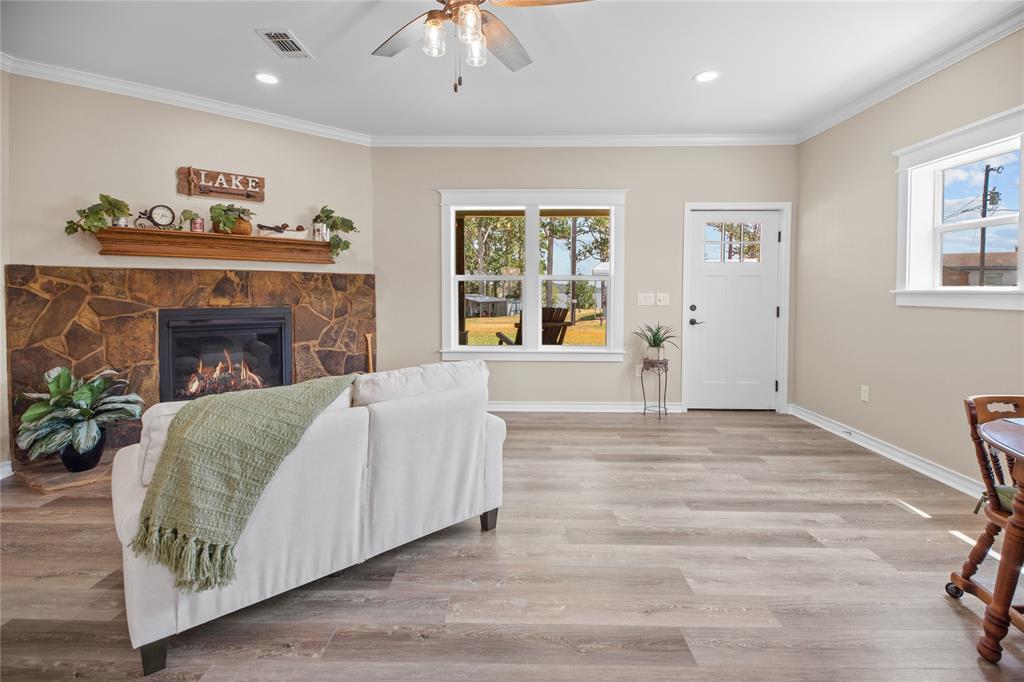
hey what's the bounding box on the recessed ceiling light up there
[254,73,279,85]
[693,70,720,83]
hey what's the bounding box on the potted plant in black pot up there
[16,367,144,472]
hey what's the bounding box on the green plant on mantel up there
[210,203,256,233]
[177,209,200,230]
[63,194,131,235]
[17,367,144,461]
[312,205,358,258]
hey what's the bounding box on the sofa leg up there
[139,638,168,676]
[480,508,499,532]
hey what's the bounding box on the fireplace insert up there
[158,307,292,402]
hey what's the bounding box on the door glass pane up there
[460,214,525,276]
[539,214,611,276]
[460,280,523,345]
[538,280,607,346]
[704,242,722,262]
[704,221,762,263]
[942,149,1021,224]
[941,225,1019,286]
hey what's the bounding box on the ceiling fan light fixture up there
[422,15,446,57]
[465,34,488,67]
[693,70,720,83]
[457,3,483,44]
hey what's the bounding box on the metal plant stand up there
[640,358,669,419]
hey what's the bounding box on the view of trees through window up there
[457,211,611,346]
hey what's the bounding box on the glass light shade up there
[457,4,483,44]
[465,35,487,67]
[422,17,446,57]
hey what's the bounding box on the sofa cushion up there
[352,360,488,406]
[138,386,352,485]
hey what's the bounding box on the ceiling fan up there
[372,0,590,89]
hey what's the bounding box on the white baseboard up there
[0,460,13,480]
[788,403,982,499]
[490,401,686,414]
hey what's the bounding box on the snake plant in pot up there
[17,367,145,472]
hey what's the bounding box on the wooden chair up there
[496,307,571,346]
[947,395,1024,607]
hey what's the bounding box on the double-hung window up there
[895,108,1023,310]
[440,190,625,361]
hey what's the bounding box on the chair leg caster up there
[140,638,168,676]
[480,508,499,532]
[946,581,965,599]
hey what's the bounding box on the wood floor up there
[2,411,1023,680]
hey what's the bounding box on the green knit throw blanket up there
[130,375,355,592]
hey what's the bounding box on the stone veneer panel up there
[4,265,376,461]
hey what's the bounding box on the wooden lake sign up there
[177,166,265,202]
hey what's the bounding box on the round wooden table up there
[976,418,1024,663]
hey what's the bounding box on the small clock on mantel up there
[134,204,176,229]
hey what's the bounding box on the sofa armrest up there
[111,444,148,545]
[484,413,505,511]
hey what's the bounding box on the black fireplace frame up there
[157,306,293,402]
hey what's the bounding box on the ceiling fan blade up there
[481,11,532,72]
[371,12,428,57]
[489,0,591,7]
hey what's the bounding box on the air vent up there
[256,29,313,59]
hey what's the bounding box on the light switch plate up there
[637,293,655,306]
[656,293,670,306]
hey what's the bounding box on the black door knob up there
[689,318,705,326]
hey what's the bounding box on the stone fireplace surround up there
[4,265,376,459]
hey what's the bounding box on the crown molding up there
[3,6,1022,150]
[0,51,792,148]
[0,53,373,147]
[372,133,798,148]
[795,8,1024,143]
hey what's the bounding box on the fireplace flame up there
[181,349,265,398]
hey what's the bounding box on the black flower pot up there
[59,429,107,473]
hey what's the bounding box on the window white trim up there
[893,107,1023,311]
[439,189,626,362]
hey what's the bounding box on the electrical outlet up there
[656,293,670,306]
[860,385,870,402]
[637,293,655,306]
[635,364,643,377]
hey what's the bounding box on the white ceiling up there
[1,1,1022,142]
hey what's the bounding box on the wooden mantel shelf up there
[94,227,333,264]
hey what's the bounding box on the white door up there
[684,210,780,409]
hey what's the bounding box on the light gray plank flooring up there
[2,410,1022,680]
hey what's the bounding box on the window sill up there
[441,348,625,362]
[893,289,1024,311]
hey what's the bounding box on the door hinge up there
[776,306,780,318]
[775,380,779,392]
[777,231,781,243]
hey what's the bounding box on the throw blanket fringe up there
[131,521,236,592]
[130,375,355,592]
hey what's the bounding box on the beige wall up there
[794,30,1024,480]
[5,75,373,273]
[371,146,798,403]
[2,74,374,466]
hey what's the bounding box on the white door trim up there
[682,202,792,413]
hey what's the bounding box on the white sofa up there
[110,360,505,675]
